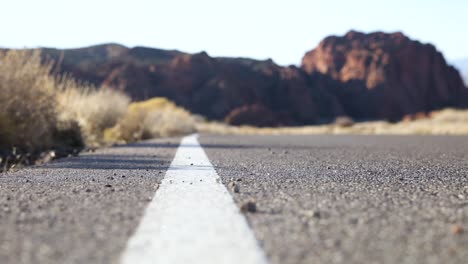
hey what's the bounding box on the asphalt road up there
[0,137,180,264]
[200,135,468,264]
[1,134,467,264]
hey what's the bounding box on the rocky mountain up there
[302,31,468,120]
[33,31,468,126]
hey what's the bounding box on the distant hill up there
[7,31,468,126]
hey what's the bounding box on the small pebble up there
[228,182,240,193]
[104,184,112,188]
[241,201,257,213]
[312,211,321,218]
[303,210,321,219]
[452,224,464,235]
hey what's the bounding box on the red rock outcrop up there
[302,30,468,120]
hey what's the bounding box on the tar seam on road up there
[120,134,269,264]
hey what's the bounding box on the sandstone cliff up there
[302,31,468,120]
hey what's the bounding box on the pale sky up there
[1,0,467,65]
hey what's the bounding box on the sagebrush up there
[56,82,130,146]
[0,50,58,151]
[0,50,130,153]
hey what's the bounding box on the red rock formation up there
[302,30,468,120]
[302,31,468,119]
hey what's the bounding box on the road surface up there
[0,134,467,264]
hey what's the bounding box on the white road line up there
[120,134,268,264]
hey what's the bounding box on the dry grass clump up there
[104,97,196,143]
[334,116,355,127]
[197,108,468,136]
[0,49,130,163]
[0,49,194,164]
[429,108,468,123]
[381,108,468,135]
[56,82,130,146]
[0,50,58,151]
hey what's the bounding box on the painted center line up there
[120,134,268,264]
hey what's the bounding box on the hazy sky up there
[2,0,467,65]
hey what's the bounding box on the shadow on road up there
[43,154,171,170]
[111,142,330,150]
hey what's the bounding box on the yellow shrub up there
[104,97,196,143]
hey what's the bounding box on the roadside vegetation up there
[197,109,468,135]
[0,49,196,171]
[0,50,130,170]
[1,49,467,171]
[56,83,130,147]
[103,97,196,143]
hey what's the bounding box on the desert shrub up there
[0,49,130,157]
[0,50,58,151]
[56,82,130,146]
[104,97,196,143]
[141,107,196,138]
[334,116,355,127]
[429,108,468,123]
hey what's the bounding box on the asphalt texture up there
[199,134,468,264]
[0,137,180,264]
[0,134,467,264]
